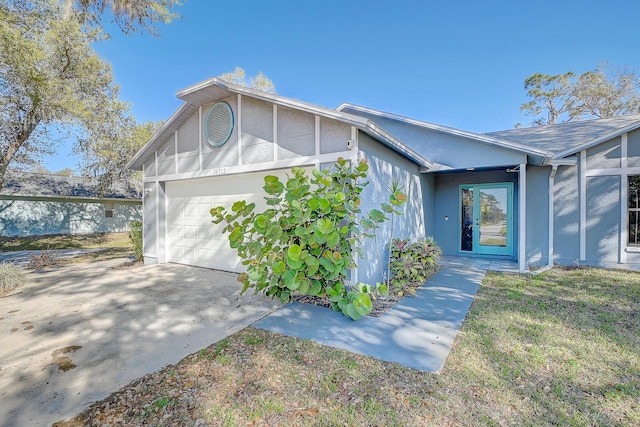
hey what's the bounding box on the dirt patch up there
[296,294,403,317]
[24,325,34,331]
[111,260,144,270]
[52,346,82,372]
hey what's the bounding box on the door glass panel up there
[479,188,508,247]
[460,188,473,251]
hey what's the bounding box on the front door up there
[460,183,513,256]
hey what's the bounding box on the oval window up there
[204,102,234,147]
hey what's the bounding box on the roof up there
[129,77,640,171]
[128,77,432,170]
[485,114,640,158]
[337,103,552,162]
[0,171,141,201]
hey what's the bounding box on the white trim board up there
[144,151,355,183]
[519,163,526,272]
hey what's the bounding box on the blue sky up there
[44,0,640,172]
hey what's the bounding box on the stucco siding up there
[585,176,620,264]
[146,94,358,183]
[421,173,436,239]
[144,158,156,177]
[320,118,351,154]
[525,166,550,267]
[357,132,426,285]
[627,128,640,167]
[0,199,140,237]
[552,165,580,265]
[241,97,274,166]
[345,113,527,169]
[277,107,315,159]
[177,113,200,172]
[157,137,176,176]
[586,136,620,169]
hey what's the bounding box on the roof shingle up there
[0,172,141,200]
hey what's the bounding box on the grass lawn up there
[55,267,639,426]
[0,232,134,264]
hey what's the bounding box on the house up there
[128,77,640,278]
[0,171,142,237]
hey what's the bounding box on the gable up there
[129,78,431,173]
[347,113,528,170]
[135,93,363,178]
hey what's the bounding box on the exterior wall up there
[553,164,580,264]
[551,128,640,270]
[585,176,620,264]
[142,93,356,266]
[343,112,528,169]
[433,169,519,257]
[142,181,166,265]
[147,95,353,181]
[357,132,430,285]
[525,166,550,268]
[0,198,141,237]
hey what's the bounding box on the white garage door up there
[165,168,309,272]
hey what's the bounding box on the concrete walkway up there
[254,256,518,373]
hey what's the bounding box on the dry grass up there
[0,232,134,264]
[0,262,28,294]
[56,267,639,426]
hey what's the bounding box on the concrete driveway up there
[0,259,281,426]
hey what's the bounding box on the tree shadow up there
[0,261,281,426]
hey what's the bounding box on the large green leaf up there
[287,244,302,261]
[316,218,334,235]
[254,214,268,231]
[282,269,299,290]
[286,256,304,270]
[317,198,331,214]
[264,176,284,195]
[318,256,334,273]
[352,293,373,315]
[326,230,340,248]
[247,267,265,282]
[272,260,286,276]
[345,304,362,321]
[305,257,319,276]
[298,277,310,294]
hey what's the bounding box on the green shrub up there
[129,221,143,262]
[211,158,406,320]
[389,237,442,295]
[0,263,28,293]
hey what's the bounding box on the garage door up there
[165,168,309,272]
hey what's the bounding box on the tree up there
[520,72,576,125]
[521,63,640,126]
[78,117,162,194]
[54,168,75,176]
[0,0,179,192]
[69,0,181,35]
[220,66,276,93]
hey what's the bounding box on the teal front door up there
[460,183,513,256]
